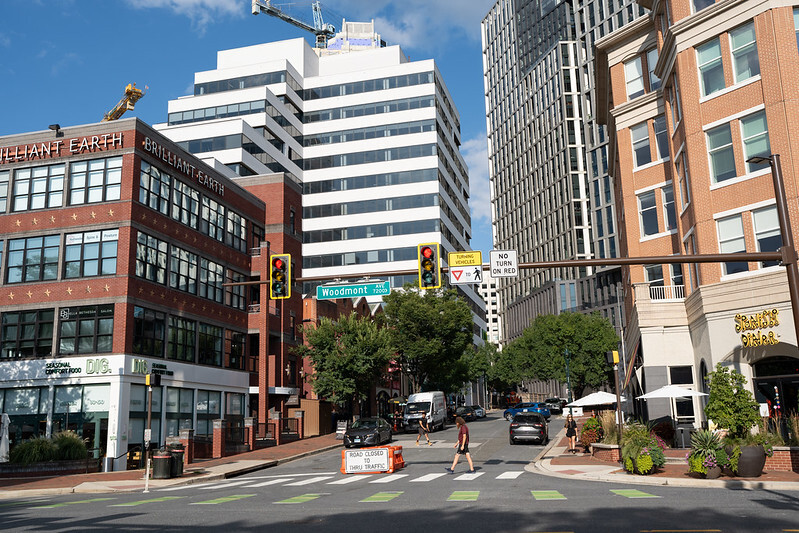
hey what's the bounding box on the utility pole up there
[565,349,573,416]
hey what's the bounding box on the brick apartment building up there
[596,0,799,425]
[0,118,314,468]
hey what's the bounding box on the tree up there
[501,311,619,398]
[703,363,760,439]
[293,313,392,410]
[381,285,474,393]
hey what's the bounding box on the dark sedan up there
[509,412,548,445]
[455,406,477,421]
[544,397,563,415]
[343,417,393,448]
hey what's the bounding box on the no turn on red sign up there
[448,251,482,285]
[490,250,518,277]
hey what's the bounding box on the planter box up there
[591,443,621,462]
[0,458,100,478]
[764,446,799,473]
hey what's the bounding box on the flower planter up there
[704,465,722,479]
[735,445,766,478]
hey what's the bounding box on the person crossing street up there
[445,417,474,473]
[415,418,432,446]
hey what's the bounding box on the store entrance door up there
[753,356,799,439]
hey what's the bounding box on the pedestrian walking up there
[565,413,578,453]
[445,416,474,473]
[415,418,432,446]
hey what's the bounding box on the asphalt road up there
[2,414,798,532]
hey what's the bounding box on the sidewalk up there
[530,426,799,491]
[0,433,342,499]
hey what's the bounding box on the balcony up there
[649,285,685,301]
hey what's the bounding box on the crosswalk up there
[158,469,524,492]
[12,488,665,511]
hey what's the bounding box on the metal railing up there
[649,284,685,301]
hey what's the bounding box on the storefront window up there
[1,308,54,359]
[165,387,193,438]
[132,306,165,358]
[196,390,221,436]
[58,304,114,355]
[130,384,162,447]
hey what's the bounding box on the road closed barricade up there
[340,445,405,475]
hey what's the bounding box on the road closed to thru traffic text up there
[490,250,518,278]
[343,448,390,474]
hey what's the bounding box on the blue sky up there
[0,0,496,255]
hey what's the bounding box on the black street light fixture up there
[746,154,799,346]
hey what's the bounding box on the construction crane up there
[102,83,147,122]
[252,0,336,48]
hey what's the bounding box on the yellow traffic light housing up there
[417,243,441,289]
[270,254,291,299]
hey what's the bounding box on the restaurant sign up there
[735,308,779,347]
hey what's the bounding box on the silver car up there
[470,405,486,418]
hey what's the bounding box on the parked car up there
[455,405,477,422]
[503,402,551,421]
[470,405,486,418]
[544,397,564,415]
[509,412,548,445]
[343,417,393,448]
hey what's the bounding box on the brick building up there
[0,119,304,468]
[596,0,799,425]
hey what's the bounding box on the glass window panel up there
[647,48,661,90]
[697,39,725,96]
[718,215,748,274]
[741,111,770,173]
[625,57,645,99]
[730,22,759,83]
[631,122,651,167]
[707,124,736,182]
[639,191,659,236]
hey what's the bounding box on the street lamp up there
[565,348,573,415]
[746,154,799,345]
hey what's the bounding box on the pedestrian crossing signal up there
[417,243,441,289]
[270,254,291,299]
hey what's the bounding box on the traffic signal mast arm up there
[224,250,782,287]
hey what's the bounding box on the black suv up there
[509,412,548,445]
[544,397,564,415]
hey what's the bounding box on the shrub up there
[579,417,603,448]
[686,429,728,475]
[53,431,88,461]
[621,421,666,475]
[598,410,620,445]
[9,436,57,466]
[704,363,760,439]
[789,414,799,446]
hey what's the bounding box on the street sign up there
[316,280,391,300]
[343,447,390,473]
[490,250,518,277]
[448,251,483,285]
[144,428,151,445]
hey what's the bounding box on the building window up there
[165,387,194,438]
[58,304,114,355]
[717,214,748,275]
[69,156,122,205]
[225,211,247,253]
[645,265,665,286]
[625,57,645,99]
[198,323,223,366]
[1,309,54,359]
[200,197,225,242]
[0,170,8,213]
[663,184,677,230]
[7,235,60,284]
[199,258,224,303]
[631,122,651,168]
[171,179,199,230]
[64,229,118,279]
[195,390,221,436]
[653,115,669,160]
[730,22,759,84]
[697,38,725,97]
[741,111,770,173]
[226,331,245,370]
[12,164,65,211]
[646,48,661,90]
[707,124,736,183]
[133,306,165,357]
[139,162,171,215]
[795,8,799,52]
[225,270,246,310]
[670,264,684,286]
[693,0,715,13]
[135,232,168,284]
[676,152,691,209]
[685,233,700,290]
[668,85,681,132]
[752,206,782,267]
[169,246,197,294]
[167,316,196,362]
[638,190,659,237]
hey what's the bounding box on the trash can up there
[152,450,172,479]
[168,443,185,478]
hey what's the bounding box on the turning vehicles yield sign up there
[448,251,482,285]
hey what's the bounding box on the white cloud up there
[130,0,242,32]
[462,133,491,227]
[0,32,10,48]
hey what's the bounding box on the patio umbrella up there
[0,413,10,463]
[636,385,708,400]
[566,391,626,407]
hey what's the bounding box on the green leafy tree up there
[381,285,474,393]
[293,313,392,410]
[704,363,760,439]
[501,311,619,397]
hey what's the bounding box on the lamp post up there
[565,348,573,416]
[746,154,799,345]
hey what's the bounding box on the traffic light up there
[145,373,161,387]
[417,243,441,289]
[270,254,291,299]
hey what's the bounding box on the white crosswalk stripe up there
[159,483,214,492]
[496,471,524,479]
[248,478,295,487]
[285,476,334,486]
[454,472,484,481]
[369,474,408,483]
[410,473,447,482]
[198,480,254,490]
[327,475,372,485]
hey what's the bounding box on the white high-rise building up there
[156,21,485,338]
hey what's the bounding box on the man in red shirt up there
[445,416,475,473]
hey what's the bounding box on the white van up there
[403,391,447,432]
